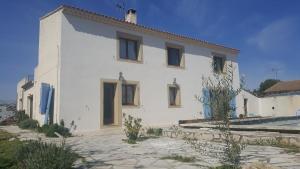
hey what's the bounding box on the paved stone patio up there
[1,125,300,169]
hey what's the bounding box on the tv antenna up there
[115,0,126,19]
[271,68,280,80]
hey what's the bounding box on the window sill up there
[168,105,182,108]
[122,105,140,108]
[167,65,185,69]
[213,71,226,75]
[118,58,143,64]
[101,124,121,128]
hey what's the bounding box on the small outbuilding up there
[260,80,300,117]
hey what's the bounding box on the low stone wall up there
[230,116,300,125]
[162,128,300,147]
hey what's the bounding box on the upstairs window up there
[120,38,138,60]
[168,85,181,107]
[166,43,185,68]
[213,56,225,73]
[167,47,181,66]
[117,32,142,63]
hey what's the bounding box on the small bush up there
[123,114,142,144]
[0,130,22,169]
[18,119,39,129]
[210,164,240,169]
[161,154,195,163]
[248,138,300,153]
[0,130,77,169]
[60,119,65,127]
[0,130,14,141]
[38,124,71,137]
[15,140,78,169]
[146,128,163,136]
[15,111,29,123]
[243,162,280,169]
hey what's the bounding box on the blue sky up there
[1,0,300,100]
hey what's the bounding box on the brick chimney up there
[125,9,137,24]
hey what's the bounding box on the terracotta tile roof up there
[41,5,239,55]
[264,80,300,94]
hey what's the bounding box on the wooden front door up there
[244,98,248,117]
[103,83,116,125]
[28,95,33,118]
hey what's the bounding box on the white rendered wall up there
[58,13,240,131]
[32,11,62,125]
[22,87,34,116]
[259,94,300,117]
[16,78,27,111]
[237,90,260,117]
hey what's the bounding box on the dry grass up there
[161,154,195,163]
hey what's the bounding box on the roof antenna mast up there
[116,0,126,20]
[271,68,280,80]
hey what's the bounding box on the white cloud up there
[247,17,298,52]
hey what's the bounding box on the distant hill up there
[0,99,16,104]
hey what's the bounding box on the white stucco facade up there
[17,6,243,131]
[236,90,300,118]
[237,90,260,117]
[259,93,300,117]
[16,76,34,114]
[16,6,300,132]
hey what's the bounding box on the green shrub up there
[0,130,22,169]
[123,114,142,144]
[60,119,65,127]
[15,140,78,169]
[38,124,71,137]
[0,130,14,141]
[0,130,77,169]
[248,138,300,153]
[161,154,195,162]
[18,119,39,129]
[15,111,29,123]
[147,128,163,136]
[210,164,240,169]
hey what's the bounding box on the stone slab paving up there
[1,125,300,169]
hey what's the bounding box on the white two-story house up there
[17,5,242,132]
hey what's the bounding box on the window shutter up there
[202,88,211,119]
[230,96,237,118]
[135,85,140,105]
[40,83,50,114]
[44,87,53,124]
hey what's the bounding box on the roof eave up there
[40,5,240,55]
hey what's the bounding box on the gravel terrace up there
[1,125,300,169]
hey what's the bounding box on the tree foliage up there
[254,79,280,96]
[192,61,245,168]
